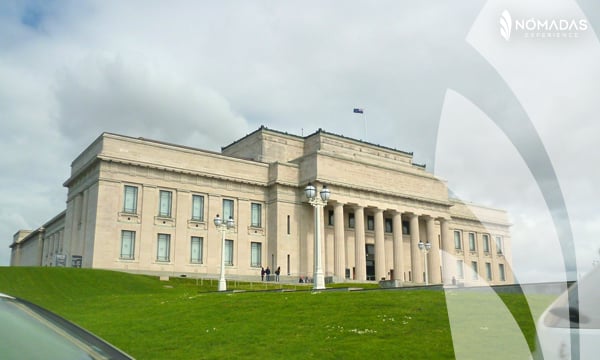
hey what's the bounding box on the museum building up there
[10,126,513,285]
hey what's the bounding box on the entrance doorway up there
[366,244,375,280]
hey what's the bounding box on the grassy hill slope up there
[0,267,546,359]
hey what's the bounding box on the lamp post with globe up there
[304,183,331,290]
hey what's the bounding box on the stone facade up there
[10,127,513,285]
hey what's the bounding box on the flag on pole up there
[353,108,364,114]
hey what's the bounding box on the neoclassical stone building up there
[11,127,513,285]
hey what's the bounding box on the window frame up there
[250,203,262,228]
[471,261,478,280]
[191,195,204,221]
[482,234,490,253]
[367,215,375,231]
[468,232,476,252]
[454,230,462,250]
[190,236,203,264]
[157,233,171,262]
[348,213,355,229]
[123,185,138,214]
[485,262,492,281]
[496,236,504,254]
[456,260,464,279]
[499,263,506,281]
[158,190,173,218]
[224,239,234,266]
[223,199,234,221]
[250,242,262,267]
[120,230,135,260]
[384,218,393,233]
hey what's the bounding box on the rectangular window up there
[157,233,171,262]
[191,236,203,264]
[496,236,504,254]
[456,260,464,279]
[483,234,490,253]
[348,213,355,228]
[367,215,374,231]
[328,210,334,226]
[158,190,172,217]
[471,261,478,280]
[120,230,135,259]
[402,221,410,235]
[224,239,234,266]
[223,199,234,221]
[287,215,290,234]
[485,262,492,281]
[123,186,138,214]
[454,230,462,249]
[251,203,262,227]
[191,195,204,221]
[469,232,476,252]
[251,242,262,267]
[385,218,393,233]
[499,264,506,281]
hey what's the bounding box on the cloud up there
[54,54,249,152]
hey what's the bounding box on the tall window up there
[123,186,138,214]
[402,221,410,235]
[251,242,262,267]
[482,234,490,253]
[191,236,203,264]
[385,218,393,233]
[348,213,355,228]
[471,261,478,280]
[157,234,171,262]
[191,195,204,221]
[251,203,262,227]
[367,215,374,231]
[328,210,334,226]
[223,199,234,220]
[496,236,504,254]
[120,230,135,260]
[469,232,476,252]
[287,215,290,234]
[224,239,234,266]
[485,262,492,281]
[499,264,506,281]
[456,260,464,279]
[454,230,462,249]
[159,190,172,217]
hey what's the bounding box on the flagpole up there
[353,108,366,141]
[364,113,367,141]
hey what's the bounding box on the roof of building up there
[221,125,425,167]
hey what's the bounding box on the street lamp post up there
[418,241,432,286]
[304,183,331,290]
[214,214,235,291]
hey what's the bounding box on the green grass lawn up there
[0,267,554,359]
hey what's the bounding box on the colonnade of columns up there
[328,202,451,284]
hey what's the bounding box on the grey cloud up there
[54,55,249,152]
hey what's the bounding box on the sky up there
[1,0,599,284]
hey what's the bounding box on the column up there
[440,218,454,284]
[374,208,386,281]
[392,211,403,281]
[37,227,45,266]
[426,217,441,284]
[409,214,422,283]
[333,202,346,280]
[354,206,366,281]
